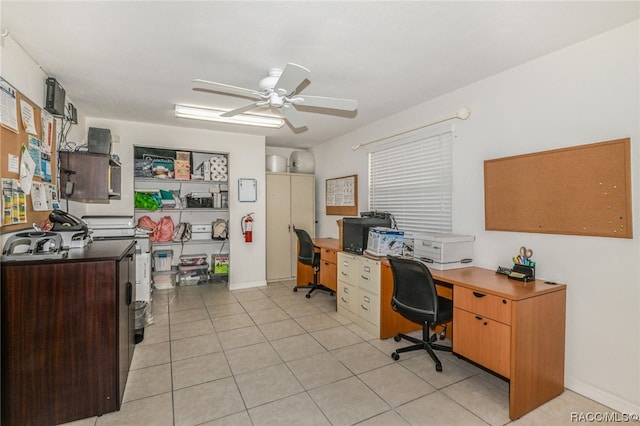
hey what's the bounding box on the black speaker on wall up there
[88,127,112,154]
[45,78,66,117]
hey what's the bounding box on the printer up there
[413,233,475,270]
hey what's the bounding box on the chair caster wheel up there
[393,335,401,342]
[305,293,311,299]
[391,352,400,361]
[435,363,443,372]
[293,287,298,292]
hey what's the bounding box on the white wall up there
[312,21,640,413]
[81,118,267,290]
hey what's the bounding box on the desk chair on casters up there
[292,228,335,299]
[387,255,453,372]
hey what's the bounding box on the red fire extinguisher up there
[241,213,254,242]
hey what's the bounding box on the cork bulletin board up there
[326,174,358,216]
[1,78,57,233]
[484,138,632,238]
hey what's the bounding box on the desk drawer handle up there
[472,291,486,298]
[475,316,488,326]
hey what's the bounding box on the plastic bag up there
[155,216,174,242]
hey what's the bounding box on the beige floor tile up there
[212,312,255,332]
[359,363,436,407]
[287,351,354,390]
[130,341,171,370]
[248,392,331,426]
[217,325,266,350]
[248,306,290,324]
[199,410,253,426]
[345,322,378,340]
[168,294,206,312]
[396,391,487,425]
[170,318,215,341]
[232,288,269,303]
[140,324,170,345]
[122,363,172,402]
[331,341,394,374]
[234,363,304,408]
[259,285,296,298]
[225,341,283,375]
[400,349,480,390]
[169,307,210,324]
[533,389,618,425]
[171,332,222,361]
[202,291,238,306]
[206,302,245,318]
[295,312,342,333]
[356,410,411,426]
[281,302,323,318]
[309,376,390,426]
[96,392,173,426]
[258,318,306,341]
[60,416,98,426]
[311,326,365,351]
[151,311,169,326]
[441,374,510,425]
[239,297,278,313]
[173,377,246,426]
[172,352,232,390]
[270,333,328,362]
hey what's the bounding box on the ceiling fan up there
[193,63,358,129]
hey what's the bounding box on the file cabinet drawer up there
[338,252,358,286]
[337,282,356,314]
[453,307,511,378]
[454,286,511,325]
[357,258,380,294]
[357,288,380,326]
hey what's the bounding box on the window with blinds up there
[368,131,453,234]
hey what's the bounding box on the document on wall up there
[326,175,356,207]
[20,98,37,134]
[41,110,55,152]
[0,78,19,133]
[31,182,59,211]
[2,178,27,225]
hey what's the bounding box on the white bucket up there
[266,155,287,173]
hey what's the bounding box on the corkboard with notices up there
[484,138,632,238]
[1,78,58,233]
[326,174,358,216]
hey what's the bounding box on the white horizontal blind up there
[368,131,453,234]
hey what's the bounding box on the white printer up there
[413,233,475,270]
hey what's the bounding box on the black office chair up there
[292,227,335,299]
[387,255,453,372]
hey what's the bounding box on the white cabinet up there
[266,173,315,281]
[337,252,382,336]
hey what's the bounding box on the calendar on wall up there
[325,174,357,216]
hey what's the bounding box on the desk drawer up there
[454,287,511,325]
[320,259,337,292]
[453,307,511,378]
[320,248,337,264]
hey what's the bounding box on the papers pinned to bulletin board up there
[326,174,358,216]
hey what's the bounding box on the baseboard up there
[228,279,266,291]
[566,378,640,414]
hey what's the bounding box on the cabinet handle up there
[360,305,370,311]
[341,271,348,276]
[343,287,349,294]
[126,282,133,306]
[474,315,488,326]
[361,275,369,280]
[341,297,348,303]
[472,291,486,298]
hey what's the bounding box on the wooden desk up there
[430,267,566,420]
[296,238,341,292]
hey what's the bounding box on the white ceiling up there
[2,1,638,149]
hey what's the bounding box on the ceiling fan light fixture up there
[174,104,285,128]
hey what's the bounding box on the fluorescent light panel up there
[175,104,284,128]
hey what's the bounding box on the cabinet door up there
[118,249,136,406]
[266,174,293,280]
[290,174,315,275]
[59,151,114,201]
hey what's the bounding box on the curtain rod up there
[351,107,471,151]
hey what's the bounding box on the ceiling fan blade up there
[282,106,306,129]
[193,79,257,98]
[275,63,311,95]
[296,95,358,111]
[220,102,261,118]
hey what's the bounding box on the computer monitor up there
[342,217,392,255]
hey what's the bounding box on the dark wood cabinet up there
[1,240,136,425]
[59,151,121,201]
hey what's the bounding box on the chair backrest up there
[293,227,317,267]
[387,255,439,322]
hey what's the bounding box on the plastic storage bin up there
[178,264,209,285]
[153,267,178,289]
[153,249,173,272]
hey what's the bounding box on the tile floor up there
[64,280,617,426]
